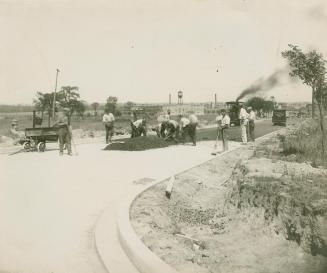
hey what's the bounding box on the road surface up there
[0,120,280,273]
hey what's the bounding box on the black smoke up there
[236,69,286,102]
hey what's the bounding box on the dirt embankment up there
[131,130,327,273]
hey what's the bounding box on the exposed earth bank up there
[130,128,327,273]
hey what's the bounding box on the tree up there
[282,44,327,155]
[282,44,326,118]
[246,97,265,112]
[33,92,56,125]
[105,96,118,114]
[75,101,86,118]
[56,86,81,118]
[91,102,99,116]
[33,92,54,115]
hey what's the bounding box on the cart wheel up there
[37,142,46,152]
[23,142,31,150]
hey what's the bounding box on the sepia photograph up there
[0,0,327,273]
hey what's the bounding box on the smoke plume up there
[236,68,286,102]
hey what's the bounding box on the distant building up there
[162,103,205,116]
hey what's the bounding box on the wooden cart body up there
[23,127,59,151]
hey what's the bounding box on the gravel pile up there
[104,136,172,151]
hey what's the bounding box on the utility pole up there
[52,68,60,118]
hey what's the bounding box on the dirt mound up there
[0,135,12,144]
[131,135,327,273]
[104,136,172,151]
[229,158,327,256]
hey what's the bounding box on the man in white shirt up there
[165,119,180,141]
[160,110,171,138]
[103,109,115,144]
[180,114,198,146]
[247,107,256,142]
[239,104,248,144]
[220,109,230,151]
[131,119,147,137]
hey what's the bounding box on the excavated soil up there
[130,130,327,273]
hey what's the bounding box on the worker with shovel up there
[212,109,230,154]
[53,108,72,156]
[220,109,230,151]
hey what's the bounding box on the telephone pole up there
[52,68,60,118]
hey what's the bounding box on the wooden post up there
[165,176,175,199]
[52,69,60,119]
[33,110,36,128]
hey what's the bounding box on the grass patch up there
[278,120,327,167]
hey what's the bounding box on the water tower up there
[178,90,183,105]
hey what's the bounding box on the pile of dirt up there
[131,132,327,273]
[228,158,327,256]
[104,136,172,151]
[0,135,12,144]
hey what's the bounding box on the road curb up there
[95,129,283,273]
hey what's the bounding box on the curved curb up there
[96,129,283,273]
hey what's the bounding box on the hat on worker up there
[11,119,18,125]
[248,106,252,110]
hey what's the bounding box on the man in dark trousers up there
[247,106,256,142]
[220,109,230,151]
[54,108,72,156]
[180,114,198,146]
[165,119,180,142]
[102,109,115,144]
[131,119,147,137]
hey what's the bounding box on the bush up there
[279,120,327,166]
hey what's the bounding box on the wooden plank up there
[165,176,175,199]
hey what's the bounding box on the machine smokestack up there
[169,94,171,105]
[236,68,286,102]
[214,93,217,106]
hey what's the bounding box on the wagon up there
[22,127,59,152]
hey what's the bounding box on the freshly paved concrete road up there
[0,141,233,273]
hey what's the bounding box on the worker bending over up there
[180,114,198,146]
[165,119,180,142]
[131,119,147,138]
[160,110,171,138]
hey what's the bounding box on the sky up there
[1,0,327,104]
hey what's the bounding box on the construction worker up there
[247,106,256,142]
[239,104,248,144]
[180,114,198,146]
[103,109,115,144]
[220,109,230,151]
[131,119,147,137]
[216,111,223,126]
[53,108,72,156]
[9,119,25,145]
[160,110,171,138]
[188,114,198,146]
[165,119,180,142]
